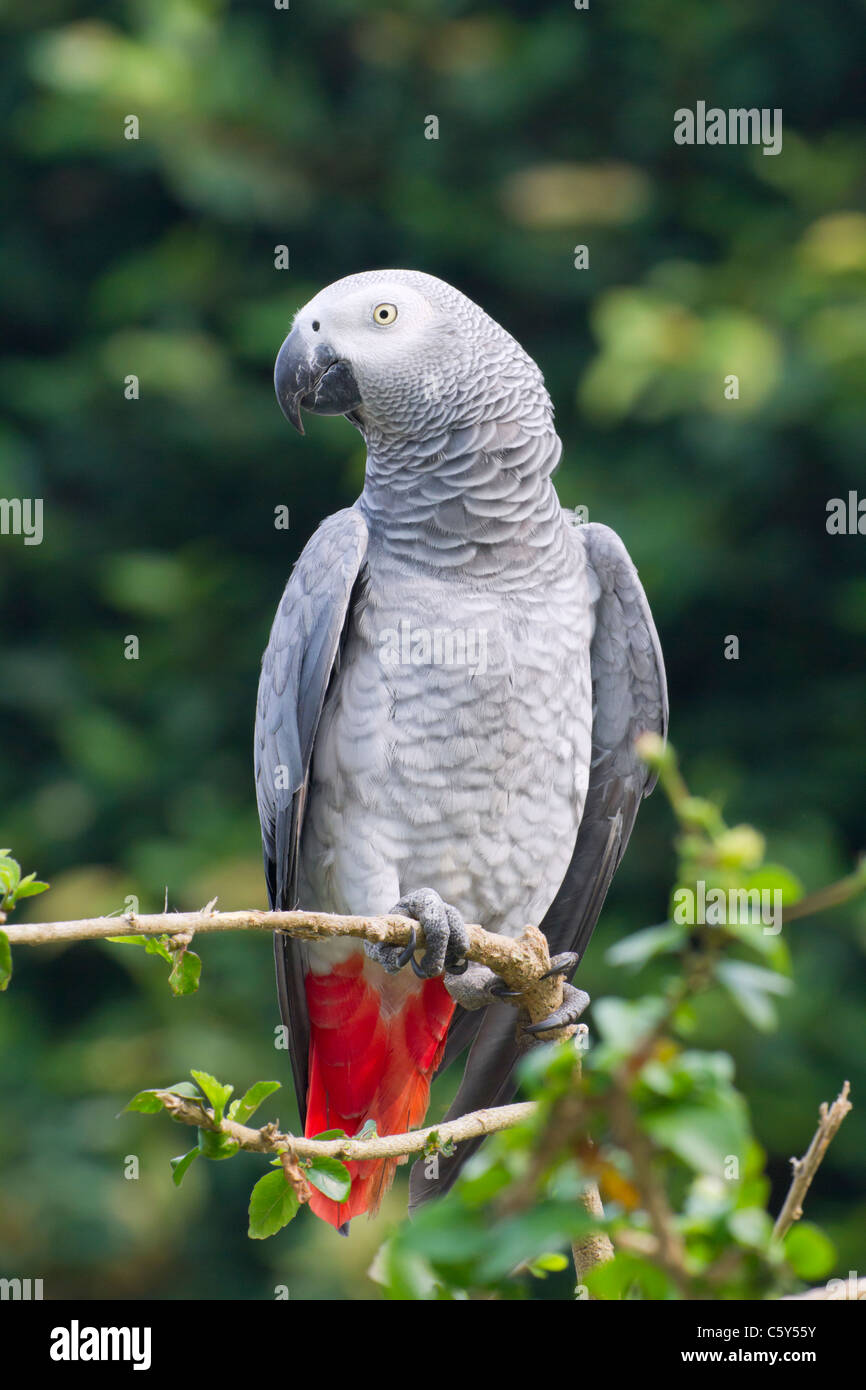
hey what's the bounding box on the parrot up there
[254,269,667,1231]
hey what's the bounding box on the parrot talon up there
[540,951,580,981]
[380,888,470,980]
[395,927,418,970]
[489,981,522,999]
[523,983,590,1036]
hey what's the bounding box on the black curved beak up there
[274,326,362,435]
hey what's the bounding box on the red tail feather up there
[304,951,454,1227]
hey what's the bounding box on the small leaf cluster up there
[108,930,202,996]
[0,852,48,990]
[124,1069,354,1238]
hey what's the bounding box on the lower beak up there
[274,327,361,434]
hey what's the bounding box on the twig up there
[572,1183,616,1285]
[6,906,575,1042]
[782,864,866,923]
[4,907,445,948]
[608,1080,691,1297]
[157,1090,536,1162]
[772,1081,853,1241]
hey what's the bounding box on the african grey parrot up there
[254,269,667,1230]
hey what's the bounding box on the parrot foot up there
[366,887,470,979]
[523,983,590,1036]
[445,951,583,1012]
[443,961,515,1010]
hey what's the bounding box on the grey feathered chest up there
[299,516,593,938]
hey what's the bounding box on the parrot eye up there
[373,302,398,326]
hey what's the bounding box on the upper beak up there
[274,326,361,434]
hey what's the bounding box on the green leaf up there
[644,1095,749,1176]
[124,1090,166,1114]
[197,1127,239,1161]
[375,1237,439,1300]
[528,1252,569,1277]
[248,1170,300,1239]
[476,1205,593,1282]
[728,1206,773,1249]
[12,873,49,900]
[716,960,792,1032]
[354,1118,379,1140]
[592,996,668,1051]
[228,1080,282,1125]
[585,1250,676,1301]
[106,933,151,946]
[168,949,201,995]
[190,1069,234,1122]
[164,1080,204,1099]
[170,1147,201,1187]
[0,857,21,898]
[745,863,803,906]
[309,1128,347,1141]
[606,921,687,970]
[306,1156,352,1202]
[144,935,174,964]
[0,931,11,991]
[784,1222,836,1280]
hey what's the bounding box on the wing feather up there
[254,507,368,1125]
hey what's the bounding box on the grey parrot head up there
[274,269,550,442]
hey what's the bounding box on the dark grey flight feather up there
[409,520,668,1211]
[254,507,368,1125]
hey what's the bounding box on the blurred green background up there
[1,0,864,1300]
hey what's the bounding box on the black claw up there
[410,953,429,979]
[540,952,579,981]
[490,981,522,999]
[523,1016,568,1035]
[395,926,417,970]
[540,964,570,981]
[447,956,470,976]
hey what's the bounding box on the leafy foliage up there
[370,749,860,1299]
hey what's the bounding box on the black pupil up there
[312,320,320,331]
[379,309,388,318]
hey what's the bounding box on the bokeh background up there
[1,0,864,1300]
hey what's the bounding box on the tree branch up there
[158,1089,536,1162]
[5,904,579,1040]
[772,1080,853,1241]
